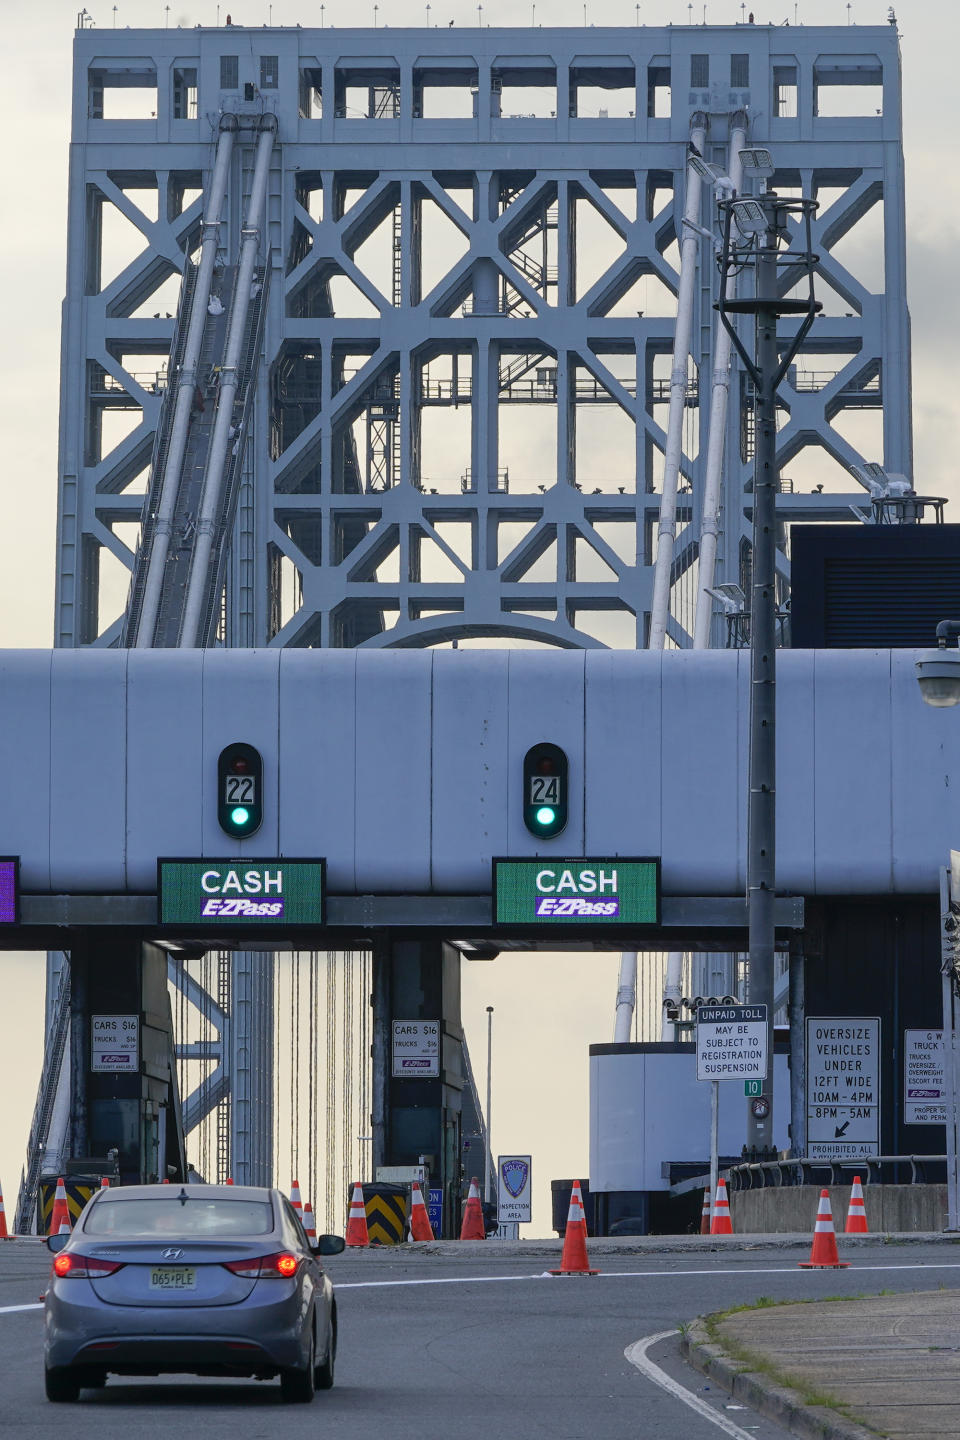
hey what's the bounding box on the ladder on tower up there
[15,964,71,1233]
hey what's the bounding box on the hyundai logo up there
[161,1247,183,1260]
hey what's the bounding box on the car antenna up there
[177,1187,190,1205]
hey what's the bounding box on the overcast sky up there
[0,0,956,1234]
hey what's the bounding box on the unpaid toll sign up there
[159,859,325,926]
[696,1004,768,1081]
[493,858,659,927]
[806,1017,880,1160]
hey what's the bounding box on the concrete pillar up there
[371,939,466,1236]
[67,936,186,1185]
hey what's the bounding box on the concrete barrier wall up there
[729,1184,947,1234]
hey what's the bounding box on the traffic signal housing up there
[217,742,263,839]
[522,742,568,839]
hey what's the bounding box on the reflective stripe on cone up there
[845,1176,869,1234]
[459,1177,485,1241]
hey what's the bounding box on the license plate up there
[150,1266,196,1290]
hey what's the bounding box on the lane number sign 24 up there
[529,775,560,804]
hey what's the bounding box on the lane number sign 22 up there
[224,775,256,805]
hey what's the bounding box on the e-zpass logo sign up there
[534,867,619,918]
[200,868,284,918]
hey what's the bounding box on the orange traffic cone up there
[302,1202,317,1241]
[225,1177,234,1185]
[800,1190,851,1269]
[345,1182,369,1247]
[699,1188,711,1235]
[49,1177,70,1237]
[409,1182,434,1241]
[290,1179,303,1218]
[845,1176,869,1234]
[709,1177,733,1235]
[0,1182,9,1240]
[162,1177,170,1183]
[459,1177,485,1240]
[549,1180,599,1276]
[100,1177,110,1188]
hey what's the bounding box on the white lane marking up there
[0,1303,43,1315]
[337,1260,960,1289]
[625,1331,762,1440]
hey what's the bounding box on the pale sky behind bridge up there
[0,0,956,1233]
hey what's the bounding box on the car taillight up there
[222,1252,300,1279]
[53,1253,124,1279]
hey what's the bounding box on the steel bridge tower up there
[44,20,911,1189]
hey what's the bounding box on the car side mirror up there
[314,1233,346,1256]
[47,1233,69,1253]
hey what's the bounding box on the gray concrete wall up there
[729,1184,947,1234]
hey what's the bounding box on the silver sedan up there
[43,1182,343,1403]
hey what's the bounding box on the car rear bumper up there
[44,1278,314,1374]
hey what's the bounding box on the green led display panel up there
[493,858,660,927]
[159,860,325,926]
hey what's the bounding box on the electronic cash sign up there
[0,858,18,924]
[159,859,325,927]
[493,858,660,928]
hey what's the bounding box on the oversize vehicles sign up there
[493,858,659,927]
[904,1029,947,1126]
[159,860,325,926]
[806,1017,880,1160]
[696,1004,768,1081]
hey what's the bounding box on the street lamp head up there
[729,196,768,236]
[738,145,775,179]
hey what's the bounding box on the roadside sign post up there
[696,1003,768,1216]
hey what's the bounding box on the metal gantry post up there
[716,189,820,1157]
[746,220,780,1157]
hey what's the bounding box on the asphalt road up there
[3,1240,960,1438]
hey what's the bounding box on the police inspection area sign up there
[696,1004,768,1080]
[806,1017,880,1160]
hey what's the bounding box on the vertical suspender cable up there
[180,118,276,647]
[135,119,235,647]
[625,118,706,1046]
[693,121,746,650]
[648,115,707,651]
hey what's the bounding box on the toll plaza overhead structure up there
[58,21,909,653]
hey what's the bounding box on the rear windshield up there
[83,1198,274,1237]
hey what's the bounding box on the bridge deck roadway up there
[3,1235,959,1438]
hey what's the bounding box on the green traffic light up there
[230,806,251,829]
[535,805,556,828]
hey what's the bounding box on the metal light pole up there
[716,188,819,1156]
[484,1005,494,1203]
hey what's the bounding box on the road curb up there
[680,1318,878,1440]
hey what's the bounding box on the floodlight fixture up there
[688,152,735,197]
[917,621,960,708]
[738,146,775,179]
[730,197,768,236]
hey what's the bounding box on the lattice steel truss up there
[57,22,910,651]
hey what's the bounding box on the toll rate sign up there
[696,1004,768,1081]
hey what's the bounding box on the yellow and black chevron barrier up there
[362,1184,407,1246]
[38,1179,97,1234]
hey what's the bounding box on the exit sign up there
[159,859,325,926]
[493,858,659,927]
